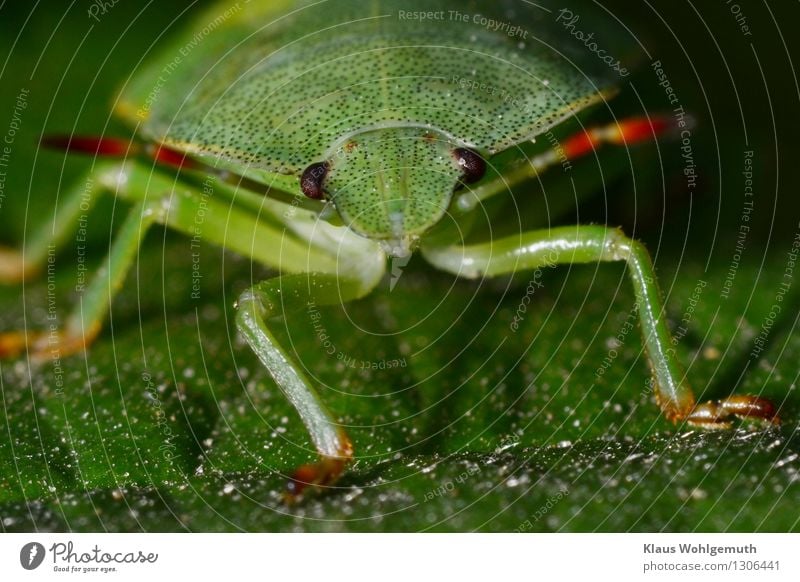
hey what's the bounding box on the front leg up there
[236,262,384,500]
[422,225,779,427]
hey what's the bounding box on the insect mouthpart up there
[378,235,419,259]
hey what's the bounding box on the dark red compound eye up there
[300,161,329,200]
[453,148,486,183]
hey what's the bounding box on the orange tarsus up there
[0,322,101,362]
[284,432,354,502]
[719,395,780,425]
[684,395,780,428]
[0,332,36,359]
[0,246,39,283]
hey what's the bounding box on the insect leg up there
[422,225,779,427]
[0,195,162,360]
[0,160,220,359]
[58,197,162,357]
[162,169,384,499]
[0,161,157,357]
[236,260,384,501]
[0,162,125,283]
[456,115,675,212]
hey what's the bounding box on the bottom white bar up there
[1,533,797,581]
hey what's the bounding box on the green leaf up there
[1,1,799,532]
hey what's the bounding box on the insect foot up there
[283,437,354,504]
[0,246,36,283]
[0,331,37,359]
[0,327,96,362]
[686,395,780,429]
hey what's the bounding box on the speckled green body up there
[118,0,609,252]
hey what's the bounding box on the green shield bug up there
[0,0,779,500]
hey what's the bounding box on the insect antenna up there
[40,134,324,212]
[41,134,204,171]
[40,135,134,157]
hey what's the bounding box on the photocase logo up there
[19,542,46,570]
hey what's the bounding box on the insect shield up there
[19,542,46,570]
